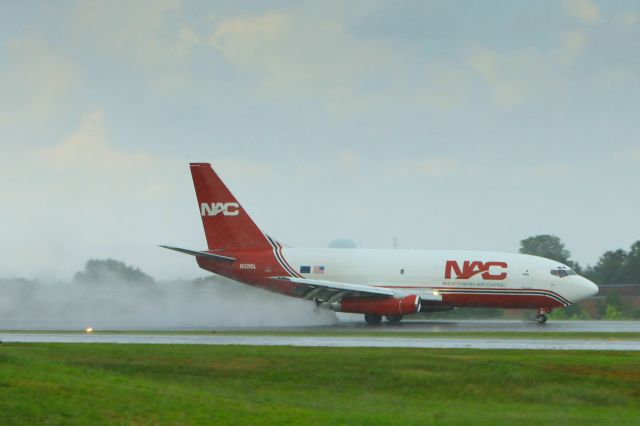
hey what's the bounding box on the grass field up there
[1,343,639,425]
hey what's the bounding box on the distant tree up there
[583,241,640,285]
[519,235,580,271]
[584,249,627,285]
[620,241,640,284]
[74,259,154,286]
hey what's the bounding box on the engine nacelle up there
[338,295,422,316]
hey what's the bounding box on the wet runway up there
[265,320,640,333]
[2,332,640,350]
[2,321,640,351]
[3,319,640,333]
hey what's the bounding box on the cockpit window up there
[550,268,576,278]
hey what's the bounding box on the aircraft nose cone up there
[575,276,599,301]
[585,279,599,297]
[567,276,599,303]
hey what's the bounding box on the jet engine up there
[338,295,422,316]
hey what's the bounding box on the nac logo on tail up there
[200,202,240,217]
[445,260,508,280]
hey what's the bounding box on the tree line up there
[519,235,640,285]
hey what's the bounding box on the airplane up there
[162,163,599,325]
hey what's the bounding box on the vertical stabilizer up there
[190,163,270,252]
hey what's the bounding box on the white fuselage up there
[281,248,598,307]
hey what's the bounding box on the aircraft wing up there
[271,276,442,303]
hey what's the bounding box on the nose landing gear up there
[535,307,552,324]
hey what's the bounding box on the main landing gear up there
[363,314,404,325]
[386,315,403,324]
[535,307,552,324]
[364,313,382,325]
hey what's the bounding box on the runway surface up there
[2,321,640,350]
[2,332,640,350]
[2,320,640,332]
[238,320,640,333]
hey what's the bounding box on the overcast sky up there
[1,0,639,280]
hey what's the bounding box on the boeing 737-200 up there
[162,163,599,325]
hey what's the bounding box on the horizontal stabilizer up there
[159,245,235,262]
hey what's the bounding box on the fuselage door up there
[521,267,534,289]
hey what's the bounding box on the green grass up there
[1,344,639,425]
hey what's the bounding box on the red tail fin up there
[190,163,270,252]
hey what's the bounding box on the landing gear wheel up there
[364,313,383,325]
[386,315,403,324]
[535,307,551,325]
[535,314,548,324]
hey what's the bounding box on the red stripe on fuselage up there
[437,292,565,309]
[383,286,571,309]
[269,238,302,278]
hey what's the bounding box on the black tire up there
[364,313,383,325]
[535,314,548,324]
[386,315,403,324]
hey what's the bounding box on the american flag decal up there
[313,265,325,274]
